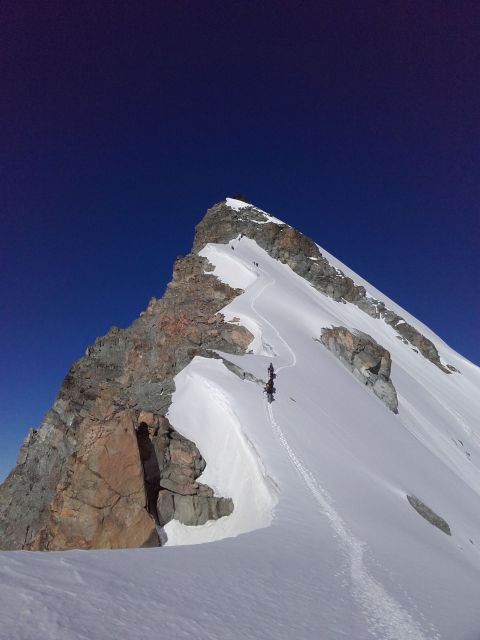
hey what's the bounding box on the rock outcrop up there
[160,493,233,526]
[407,495,451,536]
[33,410,159,551]
[136,411,233,528]
[320,326,399,413]
[0,247,249,550]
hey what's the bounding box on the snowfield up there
[1,231,480,640]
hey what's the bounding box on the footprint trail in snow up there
[250,267,440,640]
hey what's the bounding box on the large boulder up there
[155,491,234,527]
[320,326,399,413]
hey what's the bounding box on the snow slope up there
[1,226,480,640]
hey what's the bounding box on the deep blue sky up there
[1,1,479,480]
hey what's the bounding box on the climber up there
[264,379,274,403]
[267,362,274,378]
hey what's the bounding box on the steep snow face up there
[315,242,461,361]
[1,228,480,640]
[162,235,480,636]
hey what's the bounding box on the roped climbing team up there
[264,362,275,402]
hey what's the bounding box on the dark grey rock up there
[320,326,399,413]
[216,497,234,518]
[218,357,264,385]
[160,476,198,496]
[407,495,451,536]
[197,483,214,497]
[171,494,234,526]
[156,490,175,526]
[173,494,203,524]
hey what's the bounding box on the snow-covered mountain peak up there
[1,199,479,640]
[196,199,456,374]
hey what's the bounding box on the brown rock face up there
[31,410,158,550]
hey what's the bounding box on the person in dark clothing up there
[264,378,274,403]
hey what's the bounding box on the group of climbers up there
[264,362,275,403]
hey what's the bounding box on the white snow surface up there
[225,197,252,211]
[2,232,480,640]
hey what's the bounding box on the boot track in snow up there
[249,267,439,640]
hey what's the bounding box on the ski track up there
[248,265,440,640]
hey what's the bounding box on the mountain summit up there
[1,198,480,638]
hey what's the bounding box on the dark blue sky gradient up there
[1,1,479,480]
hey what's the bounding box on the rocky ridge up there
[0,246,249,550]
